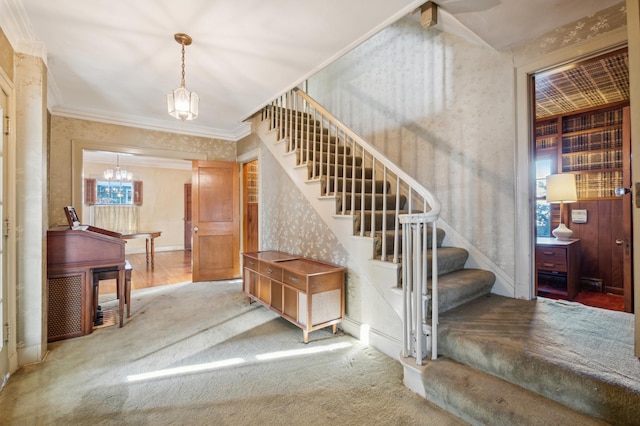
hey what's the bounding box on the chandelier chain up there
[181,43,186,87]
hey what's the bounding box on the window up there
[97,180,133,204]
[84,178,143,206]
[535,156,553,237]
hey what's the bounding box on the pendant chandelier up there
[104,154,132,182]
[167,33,199,121]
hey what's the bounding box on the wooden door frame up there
[238,149,263,253]
[0,70,18,376]
[514,28,629,301]
[627,0,640,357]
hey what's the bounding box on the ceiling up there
[0,0,626,140]
[535,48,629,119]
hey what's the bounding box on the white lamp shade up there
[167,87,199,121]
[546,173,577,203]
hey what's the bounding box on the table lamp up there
[546,173,578,240]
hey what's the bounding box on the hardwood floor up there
[540,289,625,312]
[98,250,192,295]
[573,290,625,312]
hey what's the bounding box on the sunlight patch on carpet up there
[255,341,351,360]
[127,358,245,382]
[126,341,352,383]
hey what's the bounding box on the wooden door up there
[192,161,240,281]
[621,106,633,312]
[184,183,192,250]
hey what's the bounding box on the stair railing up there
[261,88,441,363]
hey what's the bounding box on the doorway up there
[532,47,632,312]
[243,159,259,253]
[78,146,202,294]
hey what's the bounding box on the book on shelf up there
[562,108,623,133]
[562,128,622,153]
[535,120,558,137]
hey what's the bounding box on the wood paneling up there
[568,199,624,293]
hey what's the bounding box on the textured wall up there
[49,116,236,227]
[259,147,363,320]
[308,16,516,278]
[236,124,262,155]
[0,28,13,81]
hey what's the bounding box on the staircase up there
[257,88,495,359]
[255,88,640,425]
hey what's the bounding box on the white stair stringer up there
[258,120,405,358]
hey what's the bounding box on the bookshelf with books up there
[535,102,630,200]
[560,103,629,199]
[535,117,559,153]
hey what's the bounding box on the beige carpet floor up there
[0,281,464,425]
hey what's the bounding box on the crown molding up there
[51,105,251,141]
[0,0,47,62]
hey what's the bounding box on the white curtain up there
[93,205,138,234]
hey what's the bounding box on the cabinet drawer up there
[260,263,282,281]
[283,272,306,291]
[244,257,259,272]
[536,247,567,272]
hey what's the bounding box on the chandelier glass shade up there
[104,154,133,182]
[167,33,199,121]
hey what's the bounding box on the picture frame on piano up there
[64,206,81,229]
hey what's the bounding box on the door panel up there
[192,161,239,282]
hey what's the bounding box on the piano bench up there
[93,260,133,327]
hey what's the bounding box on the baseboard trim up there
[340,317,402,361]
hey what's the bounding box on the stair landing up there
[405,294,640,425]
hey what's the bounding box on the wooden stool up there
[92,260,133,327]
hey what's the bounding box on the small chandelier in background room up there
[104,154,133,182]
[167,33,199,121]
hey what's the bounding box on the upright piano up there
[47,224,125,341]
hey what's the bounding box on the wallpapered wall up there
[258,147,363,320]
[49,116,236,227]
[307,16,517,279]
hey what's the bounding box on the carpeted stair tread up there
[430,269,495,313]
[337,193,406,213]
[308,163,373,180]
[298,141,351,156]
[321,177,389,196]
[354,210,423,233]
[436,295,640,425]
[289,130,339,145]
[373,228,445,257]
[296,149,362,167]
[428,247,469,276]
[418,357,608,426]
